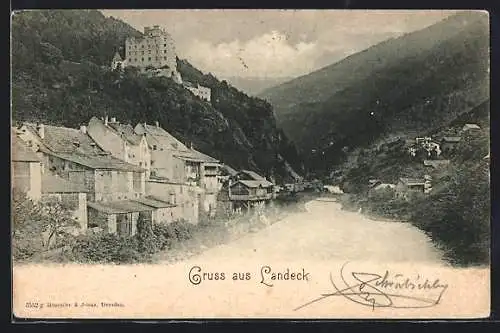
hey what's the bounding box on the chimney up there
[155,121,160,128]
[80,125,87,134]
[104,116,109,126]
[37,124,45,139]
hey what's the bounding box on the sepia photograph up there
[11,9,490,319]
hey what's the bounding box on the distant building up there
[184,82,211,102]
[227,170,275,212]
[440,136,461,153]
[462,123,481,132]
[372,183,396,191]
[396,177,432,200]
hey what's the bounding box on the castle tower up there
[123,25,181,80]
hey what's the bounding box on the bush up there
[152,220,198,249]
[69,233,147,264]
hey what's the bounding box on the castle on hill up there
[112,25,211,102]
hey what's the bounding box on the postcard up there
[11,9,490,319]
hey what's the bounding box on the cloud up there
[183,31,318,78]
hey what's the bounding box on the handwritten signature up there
[294,262,449,311]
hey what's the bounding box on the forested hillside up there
[11,10,303,182]
[260,12,489,175]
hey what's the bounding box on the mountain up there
[11,10,303,183]
[222,76,294,96]
[259,12,489,175]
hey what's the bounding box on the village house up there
[227,170,275,213]
[395,176,432,200]
[11,132,42,201]
[440,136,461,154]
[87,116,151,178]
[111,52,125,71]
[134,121,221,222]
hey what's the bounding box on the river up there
[189,198,444,265]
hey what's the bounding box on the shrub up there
[69,233,146,264]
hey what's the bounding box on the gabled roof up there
[231,179,273,188]
[47,151,145,172]
[135,122,218,163]
[23,122,104,155]
[89,117,144,145]
[221,164,238,176]
[42,174,88,193]
[22,122,144,172]
[11,133,40,162]
[239,170,268,182]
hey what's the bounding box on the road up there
[189,198,444,264]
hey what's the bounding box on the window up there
[141,51,144,55]
[141,58,144,62]
[148,57,151,61]
[164,44,167,47]
[153,145,157,150]
[164,50,166,53]
[141,45,144,48]
[164,57,167,60]
[148,50,151,54]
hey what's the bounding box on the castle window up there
[164,44,167,47]
[148,57,151,61]
[148,50,151,54]
[141,45,144,48]
[164,57,167,60]
[141,58,144,62]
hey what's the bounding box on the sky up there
[101,10,458,80]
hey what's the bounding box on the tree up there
[135,213,157,254]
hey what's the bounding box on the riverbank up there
[153,192,320,264]
[337,189,489,267]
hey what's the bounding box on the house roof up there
[88,200,154,214]
[23,122,105,155]
[134,196,176,208]
[11,134,40,162]
[89,116,144,145]
[23,122,144,172]
[441,136,461,143]
[47,151,145,172]
[239,170,267,181]
[231,179,274,188]
[135,123,218,163]
[221,164,238,176]
[42,174,88,193]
